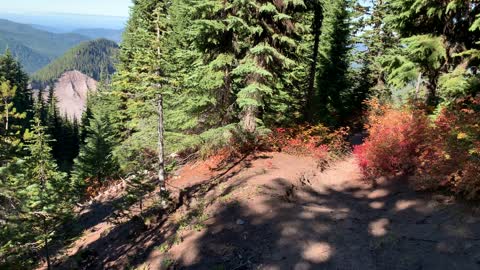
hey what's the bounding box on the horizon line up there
[0,10,129,19]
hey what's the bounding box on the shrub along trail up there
[50,152,480,270]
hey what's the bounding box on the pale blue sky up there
[0,0,132,17]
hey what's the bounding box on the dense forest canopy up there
[1,0,480,268]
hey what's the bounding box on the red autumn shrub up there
[414,96,480,199]
[354,99,431,179]
[357,96,480,200]
[263,124,350,166]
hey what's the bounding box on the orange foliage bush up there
[198,124,350,172]
[356,96,480,200]
[264,124,350,165]
[354,99,431,179]
[414,96,480,199]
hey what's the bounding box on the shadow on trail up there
[45,195,127,267]
[169,176,480,270]
[53,153,259,269]
[54,155,480,270]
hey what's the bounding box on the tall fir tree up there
[313,0,353,125]
[20,115,71,269]
[71,94,118,194]
[0,50,33,132]
[187,0,307,132]
[353,0,397,101]
[383,0,480,105]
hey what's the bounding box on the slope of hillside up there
[50,70,97,120]
[0,19,90,73]
[72,28,124,43]
[0,35,51,71]
[31,39,119,86]
[0,12,128,33]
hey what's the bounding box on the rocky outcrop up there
[54,70,97,120]
[33,70,97,120]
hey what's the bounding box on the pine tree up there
[0,78,30,268]
[353,0,397,101]
[0,79,28,180]
[71,108,118,194]
[0,49,33,139]
[80,96,93,144]
[0,50,32,131]
[20,115,70,269]
[187,0,307,132]
[313,0,353,124]
[45,88,63,165]
[383,0,480,105]
[110,0,175,179]
[304,0,324,122]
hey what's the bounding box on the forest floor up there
[42,152,480,270]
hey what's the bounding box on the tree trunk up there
[157,95,165,187]
[221,67,233,125]
[242,104,257,133]
[43,217,51,270]
[305,5,323,122]
[242,61,262,133]
[5,101,8,132]
[425,76,438,106]
[414,72,422,100]
[154,10,166,188]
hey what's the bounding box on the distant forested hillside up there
[0,35,51,71]
[31,39,119,86]
[72,28,124,43]
[0,19,89,73]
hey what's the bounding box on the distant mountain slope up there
[72,28,124,43]
[53,70,97,120]
[0,19,89,73]
[0,12,128,32]
[30,24,64,33]
[31,39,119,87]
[33,70,98,120]
[0,35,51,71]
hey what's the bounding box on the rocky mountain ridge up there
[34,70,97,120]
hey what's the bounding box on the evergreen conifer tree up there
[71,107,118,194]
[313,0,353,124]
[20,115,71,269]
[187,0,307,132]
[0,50,32,138]
[383,0,480,105]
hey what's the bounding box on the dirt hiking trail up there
[46,152,480,270]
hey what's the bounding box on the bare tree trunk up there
[157,95,165,187]
[305,4,323,122]
[154,9,166,189]
[242,104,257,133]
[242,73,260,133]
[425,76,438,106]
[220,67,233,125]
[415,72,422,100]
[43,217,51,270]
[5,102,8,132]
[242,54,266,134]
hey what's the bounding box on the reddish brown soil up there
[42,152,480,270]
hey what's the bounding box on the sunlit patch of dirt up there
[46,152,480,270]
